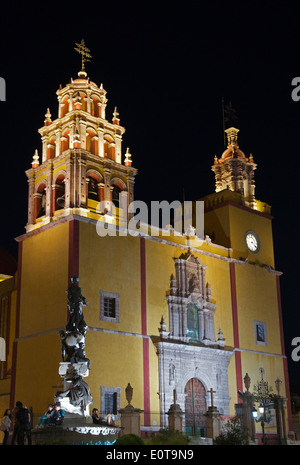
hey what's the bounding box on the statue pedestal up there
[205,406,221,440]
[32,421,121,445]
[119,404,144,437]
[167,403,183,433]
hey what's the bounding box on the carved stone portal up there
[155,251,233,430]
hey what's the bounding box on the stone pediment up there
[176,250,205,267]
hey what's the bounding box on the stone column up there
[205,406,220,440]
[55,128,61,157]
[119,190,128,229]
[115,133,122,164]
[126,174,135,219]
[65,157,74,209]
[42,135,48,163]
[97,128,104,157]
[237,373,256,442]
[205,388,221,440]
[45,164,53,221]
[167,389,183,433]
[27,177,35,225]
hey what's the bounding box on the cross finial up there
[173,389,177,405]
[208,388,216,408]
[74,39,92,73]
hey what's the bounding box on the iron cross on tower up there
[74,39,92,72]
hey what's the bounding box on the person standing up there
[1,409,11,445]
[16,402,32,445]
[11,402,21,445]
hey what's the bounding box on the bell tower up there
[26,60,137,232]
[211,127,257,209]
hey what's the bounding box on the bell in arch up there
[56,194,65,208]
[88,177,99,200]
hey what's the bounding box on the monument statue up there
[66,275,88,336]
[55,276,93,416]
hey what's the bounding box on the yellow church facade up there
[0,67,291,440]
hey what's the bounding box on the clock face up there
[245,231,260,253]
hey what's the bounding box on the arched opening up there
[86,128,97,155]
[112,185,121,208]
[104,135,115,161]
[184,378,207,436]
[35,182,46,220]
[54,174,65,212]
[91,95,100,117]
[61,129,70,152]
[87,174,100,201]
[47,136,56,160]
[60,96,69,117]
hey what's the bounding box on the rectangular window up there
[254,320,267,346]
[100,291,120,323]
[101,386,121,419]
[103,297,116,318]
[104,392,118,415]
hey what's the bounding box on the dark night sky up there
[1,1,300,389]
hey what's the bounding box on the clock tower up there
[205,126,274,266]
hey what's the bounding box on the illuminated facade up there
[0,68,292,440]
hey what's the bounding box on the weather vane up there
[74,39,92,72]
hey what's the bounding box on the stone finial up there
[170,274,177,295]
[217,327,226,347]
[32,149,39,168]
[44,108,52,126]
[112,106,120,125]
[160,316,166,331]
[124,147,132,166]
[159,315,169,339]
[185,224,196,237]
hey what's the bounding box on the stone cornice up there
[25,148,138,179]
[15,214,283,275]
[38,109,126,136]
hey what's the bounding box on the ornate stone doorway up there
[184,378,207,436]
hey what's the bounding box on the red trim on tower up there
[276,275,292,427]
[230,262,243,400]
[10,240,23,410]
[140,237,150,426]
[68,220,80,283]
[68,220,80,322]
[3,294,11,378]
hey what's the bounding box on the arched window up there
[54,174,65,211]
[47,136,56,160]
[187,304,199,342]
[35,183,46,219]
[86,128,97,155]
[60,96,69,118]
[61,129,70,152]
[87,176,99,201]
[112,185,121,208]
[104,135,115,161]
[91,95,100,117]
